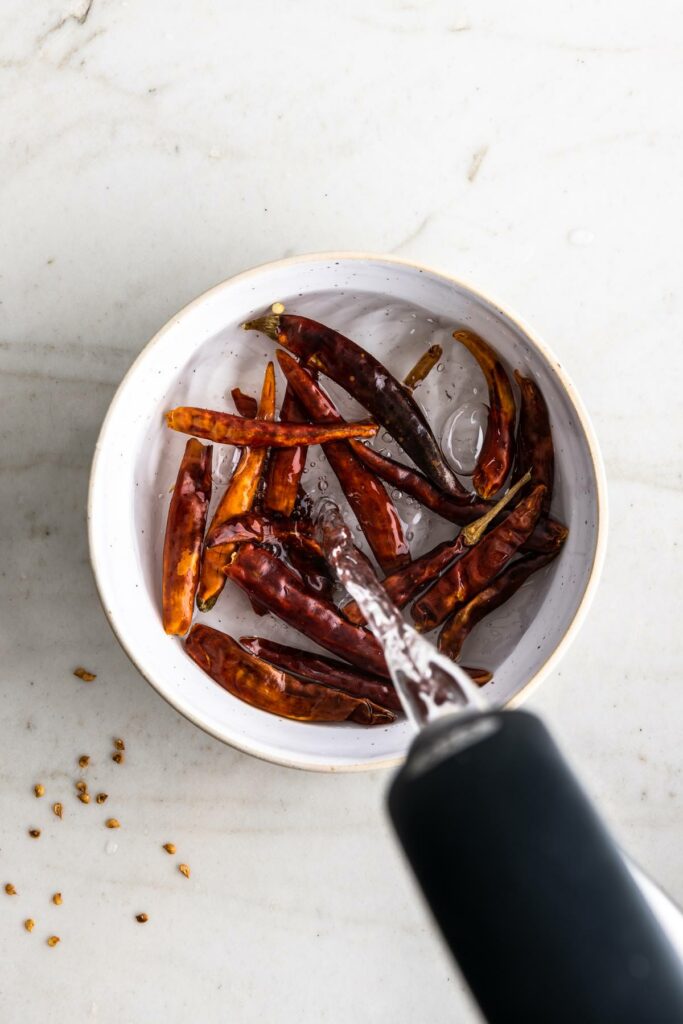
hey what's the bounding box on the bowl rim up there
[87,250,608,771]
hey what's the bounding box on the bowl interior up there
[89,255,603,770]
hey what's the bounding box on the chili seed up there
[96,793,108,804]
[78,755,90,768]
[34,784,45,798]
[78,793,90,804]
[163,843,176,855]
[53,803,63,819]
[73,667,96,682]
[112,752,124,765]
[135,913,149,923]
[52,893,63,906]
[105,818,120,829]
[29,829,41,838]
[24,919,35,932]
[178,864,190,879]
[76,780,88,793]
[114,738,125,751]
[47,935,60,947]
[5,883,17,895]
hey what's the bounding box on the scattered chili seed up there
[47,935,60,947]
[135,913,149,923]
[112,752,125,765]
[178,864,190,879]
[96,793,108,804]
[105,818,120,829]
[76,780,88,793]
[24,919,35,932]
[53,803,63,819]
[163,843,176,855]
[78,755,90,768]
[5,883,17,896]
[29,829,41,838]
[34,784,45,798]
[52,893,63,906]
[78,793,90,804]
[73,667,96,682]
[114,738,125,751]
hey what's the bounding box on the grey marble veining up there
[1,2,682,1021]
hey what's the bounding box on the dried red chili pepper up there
[243,312,462,496]
[343,472,533,625]
[231,388,258,418]
[207,509,319,554]
[453,329,516,499]
[239,636,403,712]
[224,544,390,677]
[412,484,546,632]
[514,370,554,515]
[277,351,410,573]
[185,625,394,725]
[349,440,486,517]
[162,439,212,635]
[438,549,562,660]
[166,406,377,446]
[197,364,276,612]
[264,385,308,516]
[403,344,443,391]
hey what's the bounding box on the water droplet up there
[355,524,362,532]
[105,840,118,855]
[568,228,594,247]
[303,467,309,475]
[309,461,316,468]
[318,478,329,492]
[382,432,392,443]
[436,363,445,372]
[157,493,163,499]
[391,490,401,500]
[442,401,487,474]
[381,449,391,458]
[406,530,414,541]
[411,510,423,525]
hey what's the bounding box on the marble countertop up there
[2,2,682,1021]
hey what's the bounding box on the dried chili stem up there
[461,470,532,546]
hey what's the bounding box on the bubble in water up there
[406,530,414,541]
[436,363,445,372]
[309,461,316,468]
[391,490,401,500]
[442,401,487,474]
[105,840,118,855]
[318,478,329,492]
[381,449,391,458]
[303,467,309,474]
[382,432,392,443]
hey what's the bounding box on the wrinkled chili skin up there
[523,517,568,554]
[349,440,486,516]
[514,370,554,516]
[185,625,394,725]
[264,385,308,517]
[343,534,467,625]
[231,388,258,418]
[438,549,562,660]
[197,365,275,612]
[403,344,443,391]
[454,330,516,499]
[244,313,463,496]
[224,544,390,678]
[166,407,377,447]
[412,484,545,632]
[277,351,410,572]
[239,636,403,712]
[162,439,213,635]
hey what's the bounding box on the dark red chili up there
[224,544,390,677]
[514,370,554,515]
[264,384,308,517]
[243,312,463,496]
[453,329,516,498]
[438,548,563,660]
[185,624,394,725]
[412,484,546,632]
[231,388,258,418]
[277,351,410,573]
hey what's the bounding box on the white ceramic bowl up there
[88,253,607,771]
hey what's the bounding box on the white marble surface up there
[1,2,682,1021]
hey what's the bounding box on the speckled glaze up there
[88,253,607,771]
